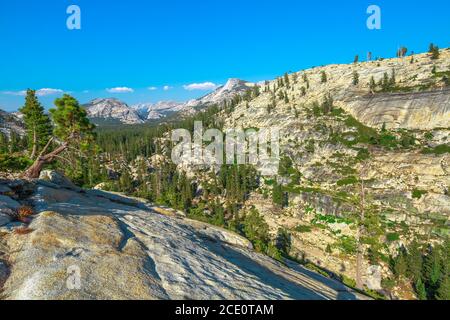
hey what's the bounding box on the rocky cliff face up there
[132,101,190,120]
[0,174,366,300]
[185,78,255,109]
[83,98,145,124]
[341,88,450,130]
[166,50,450,297]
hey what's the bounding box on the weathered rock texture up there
[341,88,450,130]
[0,180,366,300]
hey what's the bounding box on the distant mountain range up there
[0,78,256,128]
[83,78,255,125]
[132,101,192,121]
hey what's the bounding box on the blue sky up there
[0,0,449,111]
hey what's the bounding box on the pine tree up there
[352,71,360,85]
[401,47,408,57]
[415,277,427,300]
[275,228,291,256]
[272,182,285,207]
[436,275,450,300]
[242,208,270,253]
[24,94,96,178]
[292,73,298,83]
[435,238,449,300]
[284,72,290,88]
[0,133,8,153]
[407,241,423,281]
[252,85,260,97]
[423,245,442,298]
[321,71,327,83]
[429,43,440,60]
[301,87,306,96]
[397,47,408,58]
[19,89,52,159]
[389,69,396,86]
[381,72,390,92]
[119,169,133,193]
[369,76,376,93]
[321,93,334,114]
[393,250,408,278]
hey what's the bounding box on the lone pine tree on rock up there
[19,89,52,160]
[24,94,96,179]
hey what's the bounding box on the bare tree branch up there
[37,137,54,159]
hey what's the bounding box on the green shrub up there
[294,225,312,233]
[305,263,332,278]
[278,156,293,176]
[422,144,450,155]
[356,148,370,161]
[266,243,283,262]
[340,274,357,288]
[386,233,400,242]
[313,214,353,225]
[424,132,434,141]
[0,154,32,171]
[412,189,427,199]
[381,277,396,290]
[343,114,378,144]
[337,236,357,254]
[400,133,416,148]
[376,132,398,148]
[337,176,358,186]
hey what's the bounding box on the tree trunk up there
[23,141,68,179]
[24,158,46,179]
[30,128,37,160]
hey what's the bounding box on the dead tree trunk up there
[23,138,68,179]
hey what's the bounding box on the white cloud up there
[106,87,134,93]
[1,88,64,96]
[183,82,218,91]
[1,90,26,96]
[147,86,157,91]
[163,85,172,91]
[36,88,64,96]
